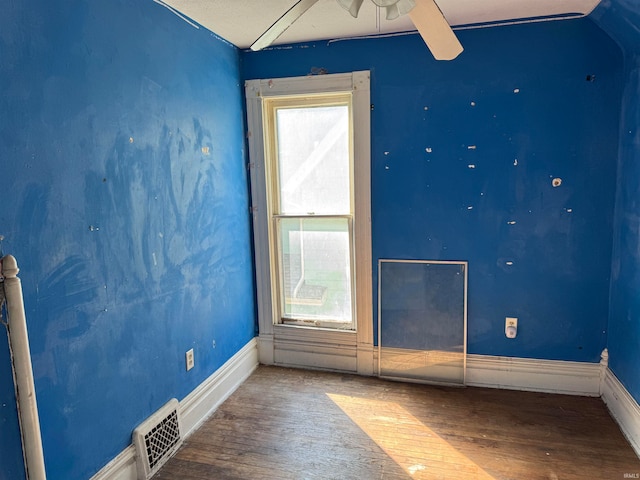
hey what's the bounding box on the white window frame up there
[245,71,373,374]
[266,94,355,330]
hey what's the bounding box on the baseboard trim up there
[90,338,259,480]
[466,354,602,396]
[601,367,640,458]
[90,445,136,480]
[181,338,258,436]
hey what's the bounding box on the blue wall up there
[243,18,623,362]
[0,1,254,478]
[592,1,640,403]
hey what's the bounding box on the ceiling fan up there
[250,0,463,61]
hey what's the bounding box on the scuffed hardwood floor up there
[154,366,640,480]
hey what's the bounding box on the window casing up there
[245,72,373,374]
[263,95,355,330]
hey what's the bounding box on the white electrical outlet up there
[185,349,194,371]
[505,317,518,338]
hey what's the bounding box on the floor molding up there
[466,354,602,396]
[601,367,640,458]
[90,338,258,480]
[89,446,136,480]
[181,338,258,436]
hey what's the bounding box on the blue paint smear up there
[243,18,623,363]
[0,1,254,478]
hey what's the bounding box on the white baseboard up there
[90,338,258,480]
[90,446,136,480]
[466,354,602,396]
[371,350,602,395]
[181,338,258,436]
[601,367,640,458]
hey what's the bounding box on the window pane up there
[276,105,350,215]
[278,217,352,325]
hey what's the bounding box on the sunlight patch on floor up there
[327,393,496,479]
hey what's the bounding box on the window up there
[246,72,372,373]
[266,96,354,329]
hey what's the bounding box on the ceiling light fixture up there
[336,0,416,20]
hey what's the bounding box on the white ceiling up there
[160,0,601,49]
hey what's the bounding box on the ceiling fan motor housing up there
[337,0,416,20]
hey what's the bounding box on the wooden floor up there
[155,366,640,480]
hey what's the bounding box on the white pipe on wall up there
[1,255,47,480]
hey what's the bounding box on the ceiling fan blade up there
[408,0,463,61]
[250,0,321,51]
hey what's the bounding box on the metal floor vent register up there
[133,398,183,479]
